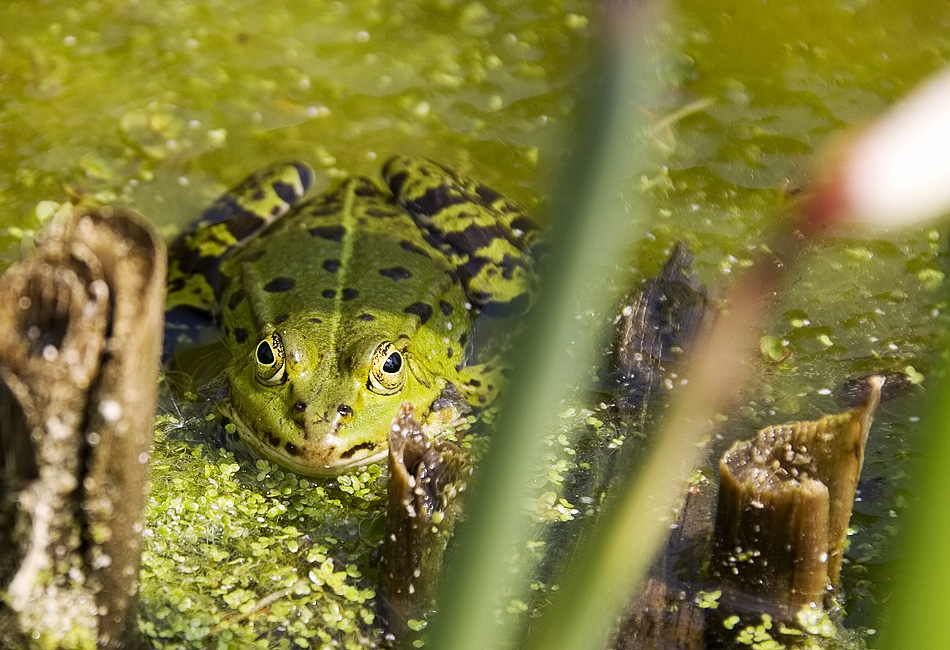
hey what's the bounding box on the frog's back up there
[218,177,472,365]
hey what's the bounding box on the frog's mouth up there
[221,405,389,477]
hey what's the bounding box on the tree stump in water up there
[379,403,471,649]
[709,375,883,644]
[0,205,165,649]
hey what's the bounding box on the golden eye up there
[369,341,406,395]
[255,332,285,386]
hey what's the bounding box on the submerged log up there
[614,481,711,650]
[0,205,165,649]
[609,240,709,414]
[379,404,471,648]
[710,375,884,640]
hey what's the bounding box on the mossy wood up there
[379,404,471,648]
[614,483,711,650]
[0,206,165,650]
[712,375,884,623]
[609,240,708,414]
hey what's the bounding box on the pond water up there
[1,0,948,647]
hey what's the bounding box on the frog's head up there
[223,325,445,476]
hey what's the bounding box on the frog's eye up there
[369,341,406,395]
[255,332,286,386]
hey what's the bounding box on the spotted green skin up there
[166,157,536,476]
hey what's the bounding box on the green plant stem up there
[881,376,950,649]
[425,5,659,650]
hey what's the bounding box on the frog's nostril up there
[337,404,354,417]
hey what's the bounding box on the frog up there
[165,156,537,476]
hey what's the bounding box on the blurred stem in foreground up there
[879,381,950,649]
[525,249,793,650]
[424,2,662,650]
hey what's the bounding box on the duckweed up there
[140,421,384,648]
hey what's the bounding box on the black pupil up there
[257,341,275,365]
[382,351,402,373]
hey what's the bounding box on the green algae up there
[0,0,593,255]
[141,413,385,649]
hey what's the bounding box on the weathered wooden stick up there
[712,375,883,624]
[379,403,471,649]
[0,205,165,649]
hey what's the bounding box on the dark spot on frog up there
[352,179,380,197]
[337,404,354,417]
[274,313,290,325]
[252,188,265,201]
[227,289,246,310]
[293,401,307,413]
[404,302,433,324]
[482,292,530,316]
[305,205,338,218]
[309,317,322,324]
[340,441,377,460]
[197,199,259,239]
[358,313,375,321]
[291,162,316,191]
[380,266,411,281]
[167,277,185,292]
[400,240,431,258]
[264,277,295,292]
[445,224,504,255]
[272,181,298,204]
[262,430,282,448]
[270,204,282,216]
[384,167,409,196]
[475,184,502,204]
[458,332,469,347]
[322,289,336,299]
[233,327,249,344]
[220,214,264,246]
[468,378,482,388]
[284,441,301,456]
[323,259,340,272]
[447,347,453,358]
[440,300,453,315]
[310,225,346,242]
[405,185,472,216]
[342,288,359,301]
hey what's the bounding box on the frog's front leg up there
[421,362,502,433]
[165,162,314,356]
[382,157,539,315]
[456,362,506,408]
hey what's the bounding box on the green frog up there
[165,157,536,476]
